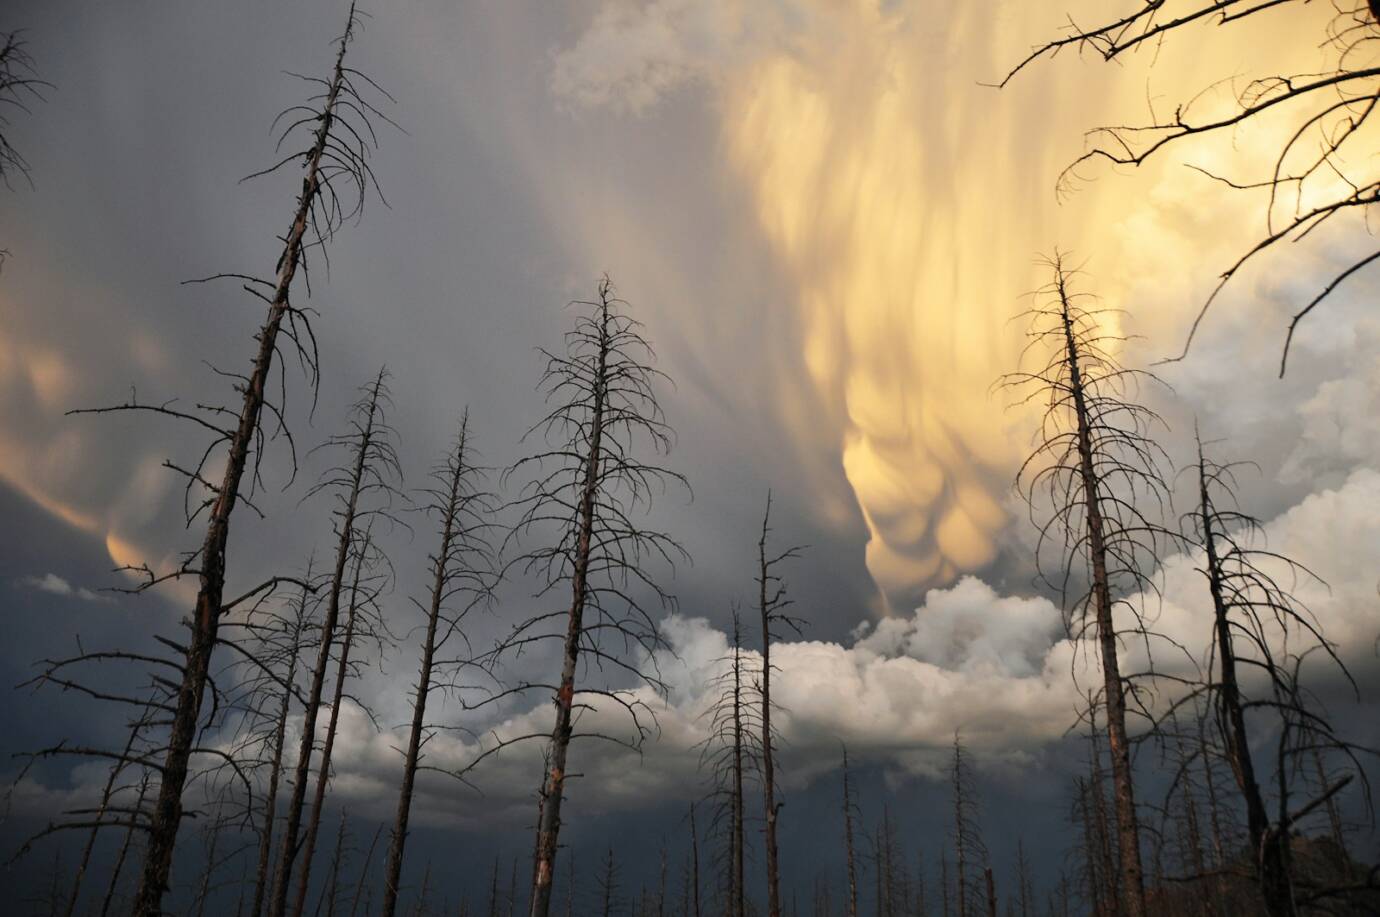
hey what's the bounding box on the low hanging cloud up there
[10,465,1377,828]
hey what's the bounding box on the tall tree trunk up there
[690,802,701,917]
[730,632,746,917]
[382,428,471,917]
[1197,447,1291,916]
[252,589,309,917]
[759,501,782,917]
[273,372,385,917]
[292,534,372,917]
[65,710,148,917]
[1059,291,1147,917]
[131,13,357,915]
[842,747,859,917]
[350,825,384,917]
[101,772,149,917]
[528,300,610,917]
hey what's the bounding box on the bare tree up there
[272,367,403,917]
[496,275,688,917]
[0,28,49,190]
[999,1,1380,374]
[841,745,860,917]
[701,611,760,917]
[381,412,497,917]
[246,576,318,917]
[754,492,805,917]
[290,522,394,917]
[1169,430,1372,913]
[53,7,392,912]
[950,733,989,917]
[1005,256,1177,917]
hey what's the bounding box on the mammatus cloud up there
[552,0,1354,606]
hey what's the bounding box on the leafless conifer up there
[381,412,497,917]
[999,2,1380,374]
[489,275,688,917]
[754,492,806,917]
[1005,256,1178,917]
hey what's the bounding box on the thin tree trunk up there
[101,772,149,917]
[292,535,371,917]
[690,802,701,917]
[253,589,309,917]
[65,711,148,917]
[317,810,348,917]
[193,822,221,917]
[131,13,357,915]
[529,300,610,917]
[731,633,746,917]
[983,867,996,917]
[842,747,859,917]
[1059,288,1146,917]
[1197,446,1289,916]
[382,430,471,917]
[759,503,782,917]
[351,825,384,917]
[273,373,385,917]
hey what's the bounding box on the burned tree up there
[56,6,393,913]
[1005,256,1176,917]
[701,611,761,917]
[273,368,403,917]
[1171,431,1371,914]
[1000,1,1380,374]
[950,733,989,917]
[0,28,48,190]
[754,492,805,917]
[381,413,496,917]
[288,524,394,917]
[243,575,318,917]
[841,745,861,917]
[498,275,688,917]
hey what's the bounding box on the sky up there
[1,0,1378,911]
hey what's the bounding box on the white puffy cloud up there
[19,572,108,603]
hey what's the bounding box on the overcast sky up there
[2,0,1378,911]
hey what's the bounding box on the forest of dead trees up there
[2,2,1380,915]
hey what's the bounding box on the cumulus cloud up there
[311,466,1380,817]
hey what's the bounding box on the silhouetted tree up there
[754,492,805,917]
[1006,256,1176,917]
[1000,1,1380,374]
[495,276,688,917]
[382,413,496,917]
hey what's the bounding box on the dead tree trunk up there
[382,415,493,917]
[125,8,388,911]
[842,746,859,917]
[292,525,379,917]
[1059,291,1146,917]
[274,369,397,917]
[100,772,150,917]
[755,493,803,917]
[251,580,313,917]
[1006,258,1175,917]
[505,277,685,917]
[64,707,152,917]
